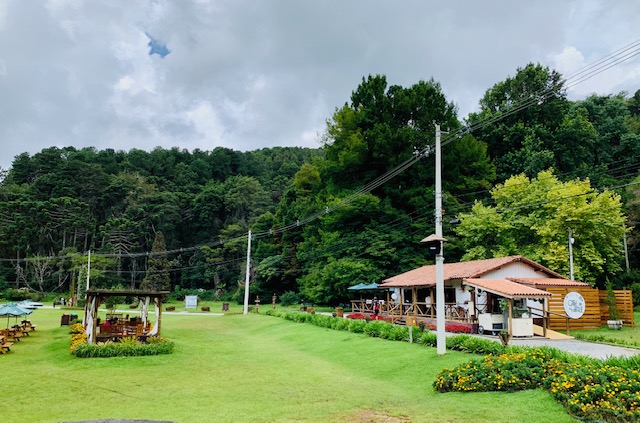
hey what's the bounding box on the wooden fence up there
[547,288,634,330]
[598,289,635,327]
[547,288,601,330]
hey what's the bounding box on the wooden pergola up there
[83,289,169,344]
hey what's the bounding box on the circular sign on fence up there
[563,291,586,319]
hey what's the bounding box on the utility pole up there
[243,230,252,315]
[623,228,630,271]
[568,229,574,281]
[86,250,91,291]
[434,123,446,355]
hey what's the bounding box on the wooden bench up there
[1,336,14,354]
[0,329,21,342]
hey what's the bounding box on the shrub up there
[434,349,561,393]
[279,291,301,306]
[544,362,640,422]
[69,323,84,335]
[347,319,367,334]
[71,336,174,358]
[605,280,621,320]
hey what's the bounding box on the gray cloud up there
[0,0,638,171]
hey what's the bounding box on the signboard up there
[185,295,198,309]
[563,291,586,319]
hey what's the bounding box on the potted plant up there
[605,281,623,330]
[498,329,511,346]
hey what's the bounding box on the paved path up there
[507,337,639,359]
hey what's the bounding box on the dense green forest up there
[2,63,640,304]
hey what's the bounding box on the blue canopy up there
[347,283,367,290]
[361,283,380,290]
[0,303,32,317]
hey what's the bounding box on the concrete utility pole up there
[243,230,252,315]
[434,123,446,355]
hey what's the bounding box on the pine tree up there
[141,232,170,291]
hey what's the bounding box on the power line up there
[2,39,639,264]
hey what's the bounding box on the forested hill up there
[2,63,640,305]
[0,146,321,295]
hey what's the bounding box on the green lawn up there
[2,308,573,423]
[569,311,640,347]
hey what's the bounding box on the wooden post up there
[412,287,417,314]
[157,296,162,336]
[430,288,435,318]
[508,298,513,337]
[543,297,548,337]
[400,289,405,316]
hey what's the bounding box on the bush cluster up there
[279,291,302,306]
[573,332,640,349]
[265,310,503,355]
[434,349,559,393]
[68,323,174,358]
[434,348,640,422]
[544,363,640,422]
[71,336,174,358]
[1,288,44,302]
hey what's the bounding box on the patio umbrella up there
[0,303,31,328]
[347,283,367,290]
[361,283,380,290]
[1,303,33,328]
[18,300,43,310]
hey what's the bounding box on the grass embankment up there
[570,311,640,348]
[2,308,572,423]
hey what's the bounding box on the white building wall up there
[482,262,554,279]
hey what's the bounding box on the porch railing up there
[350,300,471,321]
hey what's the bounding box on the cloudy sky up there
[0,0,639,171]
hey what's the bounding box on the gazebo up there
[83,289,169,344]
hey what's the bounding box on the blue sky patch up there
[146,33,170,58]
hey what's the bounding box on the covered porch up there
[463,278,552,337]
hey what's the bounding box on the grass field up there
[2,308,574,423]
[569,310,640,346]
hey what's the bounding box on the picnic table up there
[1,335,14,353]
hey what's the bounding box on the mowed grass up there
[2,309,573,423]
[570,310,640,345]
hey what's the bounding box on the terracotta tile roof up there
[463,278,552,299]
[380,255,564,288]
[507,277,591,288]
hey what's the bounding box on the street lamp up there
[421,234,447,355]
[568,229,574,281]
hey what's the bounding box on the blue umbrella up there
[347,283,367,290]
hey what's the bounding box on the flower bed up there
[434,348,640,422]
[68,323,174,358]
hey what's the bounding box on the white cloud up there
[0,0,639,171]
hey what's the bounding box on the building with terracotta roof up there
[376,255,604,337]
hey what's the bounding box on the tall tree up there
[455,170,626,285]
[468,63,569,181]
[141,232,170,291]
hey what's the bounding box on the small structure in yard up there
[83,289,169,344]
